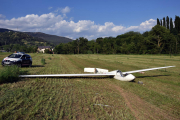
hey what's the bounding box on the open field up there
[0,53,180,119]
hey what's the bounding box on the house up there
[37,46,51,53]
[0,50,7,52]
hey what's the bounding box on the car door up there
[25,55,31,65]
[21,55,29,66]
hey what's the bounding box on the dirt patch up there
[105,81,178,120]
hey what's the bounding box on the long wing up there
[122,66,175,74]
[19,73,115,78]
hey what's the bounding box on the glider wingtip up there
[170,66,176,67]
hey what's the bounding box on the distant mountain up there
[0,28,15,32]
[25,32,73,45]
[0,28,74,45]
[0,29,54,48]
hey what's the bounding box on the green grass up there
[0,65,20,84]
[0,53,180,119]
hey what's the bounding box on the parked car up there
[1,52,32,67]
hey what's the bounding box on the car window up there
[8,54,22,58]
[26,55,30,59]
[21,55,26,59]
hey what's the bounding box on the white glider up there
[19,66,175,82]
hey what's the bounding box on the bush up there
[41,58,46,65]
[87,50,93,54]
[0,65,20,84]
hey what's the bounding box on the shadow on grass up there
[136,74,170,78]
[19,70,29,75]
[63,76,114,79]
[21,76,114,79]
[31,65,44,67]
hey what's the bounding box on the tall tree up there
[166,16,169,29]
[78,37,88,54]
[160,19,162,26]
[174,16,178,32]
[163,17,166,27]
[157,18,160,25]
[174,16,180,33]
[170,17,173,31]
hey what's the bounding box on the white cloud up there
[0,12,156,40]
[48,7,53,10]
[55,6,71,15]
[139,19,156,30]
[0,14,6,19]
[61,6,70,14]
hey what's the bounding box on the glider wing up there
[122,66,175,74]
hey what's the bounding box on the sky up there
[0,0,179,40]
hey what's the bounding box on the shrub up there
[41,58,46,65]
[87,50,93,54]
[0,65,20,84]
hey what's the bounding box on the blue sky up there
[0,0,179,40]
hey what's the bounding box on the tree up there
[71,40,78,54]
[142,31,149,37]
[174,16,180,33]
[62,43,73,54]
[160,19,162,26]
[2,45,11,52]
[157,18,160,25]
[75,39,80,54]
[163,17,166,27]
[112,38,117,54]
[54,43,63,54]
[121,42,128,54]
[44,49,50,54]
[166,16,169,29]
[170,17,173,31]
[72,37,89,54]
[96,37,103,53]
[87,40,96,54]
[148,25,171,54]
[171,28,179,54]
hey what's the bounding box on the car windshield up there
[8,54,22,58]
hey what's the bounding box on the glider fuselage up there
[114,73,135,81]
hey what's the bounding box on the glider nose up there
[129,74,136,81]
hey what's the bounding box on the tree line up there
[1,16,180,54]
[54,17,180,54]
[157,16,180,33]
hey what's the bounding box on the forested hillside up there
[0,31,54,52]
[54,24,180,54]
[25,32,73,44]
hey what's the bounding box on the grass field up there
[0,53,180,120]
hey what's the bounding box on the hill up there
[0,30,54,52]
[0,28,15,32]
[0,28,74,45]
[25,32,73,44]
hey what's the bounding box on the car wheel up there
[29,63,32,67]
